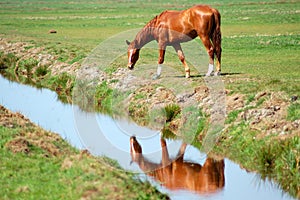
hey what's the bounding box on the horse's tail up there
[211,9,222,71]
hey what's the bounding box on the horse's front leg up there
[161,138,171,167]
[153,49,165,80]
[173,43,190,78]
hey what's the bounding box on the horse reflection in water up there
[130,136,224,194]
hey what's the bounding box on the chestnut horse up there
[130,136,225,194]
[126,5,222,79]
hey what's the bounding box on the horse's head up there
[126,40,140,70]
[130,136,142,163]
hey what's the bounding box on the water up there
[0,75,296,200]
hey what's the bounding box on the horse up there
[130,136,225,194]
[126,4,222,79]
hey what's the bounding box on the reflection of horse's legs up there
[161,138,171,167]
[173,43,190,78]
[199,35,215,76]
[176,143,187,161]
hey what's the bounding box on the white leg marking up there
[153,64,162,80]
[157,64,162,76]
[206,64,214,77]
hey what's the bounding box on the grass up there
[213,124,300,198]
[225,110,242,124]
[287,103,300,121]
[165,104,181,122]
[0,108,168,200]
[0,0,300,198]
[1,0,299,95]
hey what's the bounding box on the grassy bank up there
[0,105,168,200]
[0,0,299,199]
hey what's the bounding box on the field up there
[1,0,299,95]
[0,0,300,199]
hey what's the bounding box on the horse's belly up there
[168,29,197,44]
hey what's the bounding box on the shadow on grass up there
[168,72,243,79]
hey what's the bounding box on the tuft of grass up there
[18,58,38,76]
[0,53,18,69]
[287,103,300,121]
[94,81,114,113]
[72,79,98,112]
[165,104,181,122]
[35,66,48,77]
[46,73,74,103]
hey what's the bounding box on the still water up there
[0,75,295,200]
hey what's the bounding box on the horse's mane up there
[144,15,158,28]
[133,15,158,48]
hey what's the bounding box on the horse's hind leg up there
[199,35,215,76]
[161,138,171,167]
[173,43,190,78]
[176,143,187,161]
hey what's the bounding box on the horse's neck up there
[138,156,161,173]
[134,16,158,49]
[134,27,154,49]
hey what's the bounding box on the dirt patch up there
[5,137,31,154]
[239,92,300,138]
[0,105,32,128]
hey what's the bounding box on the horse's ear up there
[126,40,131,45]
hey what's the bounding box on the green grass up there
[226,110,242,124]
[214,124,300,198]
[1,1,299,94]
[0,120,168,200]
[287,103,300,121]
[1,1,299,77]
[165,104,181,122]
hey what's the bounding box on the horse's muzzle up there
[127,64,134,70]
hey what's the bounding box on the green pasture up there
[1,0,299,95]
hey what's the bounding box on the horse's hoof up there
[214,71,221,76]
[205,72,214,77]
[152,74,161,80]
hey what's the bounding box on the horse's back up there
[150,5,220,44]
[190,4,216,14]
[155,10,182,24]
[156,5,217,26]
